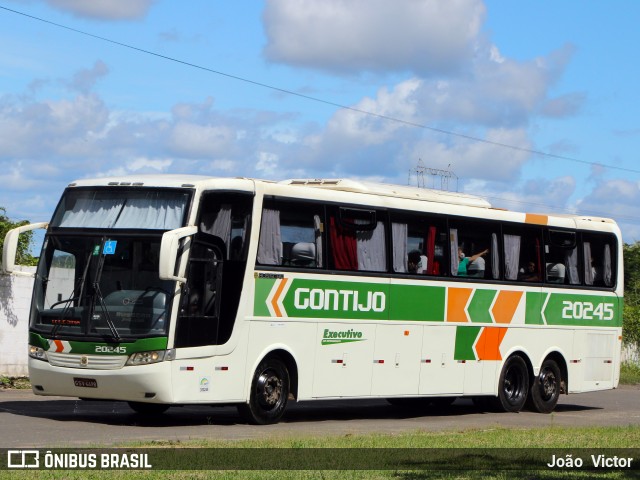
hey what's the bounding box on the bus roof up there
[66,174,618,231]
[279,179,492,208]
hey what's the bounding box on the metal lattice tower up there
[409,160,458,191]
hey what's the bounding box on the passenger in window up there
[458,247,489,276]
[467,250,486,278]
[519,260,541,282]
[408,250,427,274]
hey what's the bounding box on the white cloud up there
[44,0,155,20]
[263,0,485,75]
[0,93,109,159]
[97,157,172,177]
[168,123,236,158]
[256,151,279,176]
[128,157,173,172]
[66,61,109,94]
[572,179,640,241]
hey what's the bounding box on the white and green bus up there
[2,176,623,424]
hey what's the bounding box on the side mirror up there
[2,222,48,277]
[159,226,198,283]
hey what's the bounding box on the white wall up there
[0,267,35,376]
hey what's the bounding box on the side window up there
[257,201,324,268]
[199,192,253,261]
[545,230,579,285]
[450,220,499,280]
[328,207,387,272]
[175,240,224,348]
[391,214,446,276]
[582,233,616,287]
[503,226,543,282]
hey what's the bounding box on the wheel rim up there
[504,364,525,404]
[256,368,283,410]
[539,367,558,401]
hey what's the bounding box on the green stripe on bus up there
[30,332,168,355]
[467,289,497,323]
[389,284,445,322]
[454,326,481,361]
[525,292,546,325]
[253,276,276,317]
[543,293,622,327]
[253,276,621,327]
[280,279,389,320]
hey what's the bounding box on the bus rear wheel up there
[527,359,561,413]
[238,358,290,425]
[496,355,529,412]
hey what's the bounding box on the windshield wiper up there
[90,239,121,342]
[52,250,92,339]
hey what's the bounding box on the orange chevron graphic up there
[270,278,289,317]
[492,290,523,324]
[53,339,64,353]
[447,287,473,322]
[475,326,508,360]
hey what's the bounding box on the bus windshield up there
[51,188,190,230]
[31,234,174,340]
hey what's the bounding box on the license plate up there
[73,377,98,388]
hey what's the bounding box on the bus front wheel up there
[238,358,290,425]
[527,359,561,413]
[496,355,529,412]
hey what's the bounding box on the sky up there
[1,0,640,245]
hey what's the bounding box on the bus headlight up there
[29,345,47,361]
[126,349,175,366]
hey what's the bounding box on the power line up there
[2,5,640,176]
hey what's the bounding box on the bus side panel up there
[170,322,251,403]
[245,319,316,399]
[570,329,618,393]
[312,323,376,398]
[499,327,573,369]
[419,325,464,395]
[370,324,422,396]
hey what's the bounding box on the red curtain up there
[330,216,357,270]
[426,226,438,275]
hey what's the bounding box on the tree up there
[0,207,38,267]
[623,243,640,347]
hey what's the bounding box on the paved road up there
[1,386,639,448]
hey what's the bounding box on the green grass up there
[124,424,640,449]
[3,426,639,480]
[620,362,640,385]
[0,376,30,389]
[2,374,640,479]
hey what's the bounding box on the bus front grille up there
[47,352,127,370]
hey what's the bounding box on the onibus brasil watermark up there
[7,450,152,470]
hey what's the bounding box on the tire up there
[496,355,529,412]
[127,401,170,415]
[527,359,561,413]
[238,358,290,425]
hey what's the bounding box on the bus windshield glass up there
[31,187,192,340]
[31,234,174,340]
[51,188,190,230]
